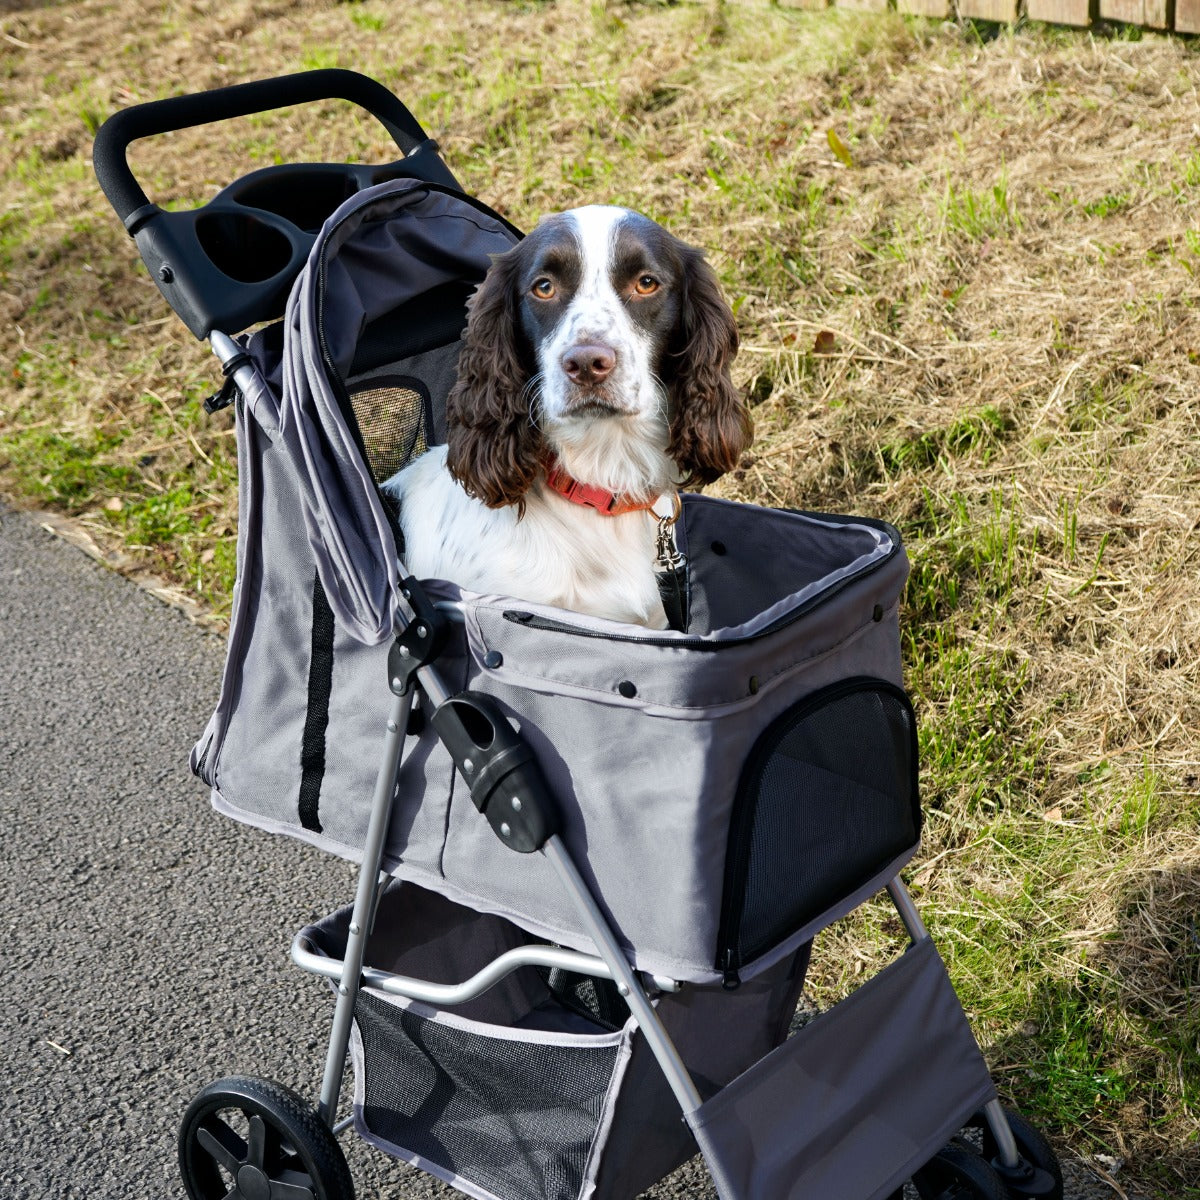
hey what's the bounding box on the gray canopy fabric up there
[273,178,519,645]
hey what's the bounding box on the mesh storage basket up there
[303,883,812,1200]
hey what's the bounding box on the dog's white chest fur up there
[392,445,668,629]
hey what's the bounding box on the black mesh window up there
[348,375,429,485]
[719,679,921,973]
[355,992,621,1200]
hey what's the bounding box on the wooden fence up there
[785,0,1199,34]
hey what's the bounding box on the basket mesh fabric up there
[355,991,622,1200]
[720,678,921,972]
[540,968,631,1033]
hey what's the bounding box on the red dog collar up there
[542,459,661,517]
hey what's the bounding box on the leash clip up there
[653,493,685,572]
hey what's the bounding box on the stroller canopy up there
[239,178,520,644]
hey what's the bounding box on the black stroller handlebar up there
[91,70,462,339]
[93,69,428,227]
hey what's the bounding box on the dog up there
[385,205,751,628]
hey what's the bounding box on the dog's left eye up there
[531,278,556,299]
[633,274,659,296]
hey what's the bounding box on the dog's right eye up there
[531,278,556,299]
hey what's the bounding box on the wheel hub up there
[236,1163,272,1200]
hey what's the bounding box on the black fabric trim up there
[298,572,336,833]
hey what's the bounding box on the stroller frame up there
[95,69,1063,1200]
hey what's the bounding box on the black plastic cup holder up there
[195,208,296,284]
[230,167,359,237]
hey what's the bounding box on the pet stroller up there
[93,70,1063,1200]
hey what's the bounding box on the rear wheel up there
[912,1140,1009,1200]
[179,1075,354,1200]
[967,1107,1064,1200]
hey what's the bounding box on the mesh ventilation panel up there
[355,991,622,1200]
[720,680,920,971]
[348,379,429,485]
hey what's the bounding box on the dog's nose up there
[562,343,616,385]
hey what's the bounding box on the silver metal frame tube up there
[316,685,414,1125]
[293,932,613,1004]
[210,330,260,391]
[542,836,704,1116]
[981,1097,1023,1172]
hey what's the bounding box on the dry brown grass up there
[2,1,1199,1192]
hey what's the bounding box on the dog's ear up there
[666,248,752,488]
[445,245,543,512]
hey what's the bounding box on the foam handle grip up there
[93,69,429,228]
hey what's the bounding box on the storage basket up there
[303,882,812,1200]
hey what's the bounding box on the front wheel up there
[179,1075,355,1200]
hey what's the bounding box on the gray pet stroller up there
[94,71,1064,1200]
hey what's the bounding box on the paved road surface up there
[0,504,1134,1199]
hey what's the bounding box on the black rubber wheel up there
[179,1075,354,1200]
[912,1140,1009,1200]
[967,1107,1064,1200]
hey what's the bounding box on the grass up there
[2,1,1199,1194]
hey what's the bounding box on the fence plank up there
[1027,0,1093,22]
[897,0,952,14]
[1178,0,1200,29]
[835,0,891,11]
[957,0,1020,18]
[1098,0,1171,23]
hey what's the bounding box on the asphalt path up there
[0,503,1133,1200]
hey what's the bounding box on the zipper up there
[721,947,742,991]
[713,677,918,984]
[500,516,901,651]
[193,732,214,786]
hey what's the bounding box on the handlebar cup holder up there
[194,209,296,283]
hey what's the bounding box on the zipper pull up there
[721,949,741,991]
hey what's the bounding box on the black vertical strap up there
[298,572,335,833]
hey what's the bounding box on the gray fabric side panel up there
[190,393,261,784]
[442,614,903,982]
[591,945,811,1198]
[689,938,997,1200]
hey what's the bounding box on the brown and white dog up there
[385,205,751,628]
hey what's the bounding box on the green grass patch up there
[0,421,139,507]
[940,170,1021,240]
[878,406,1011,476]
